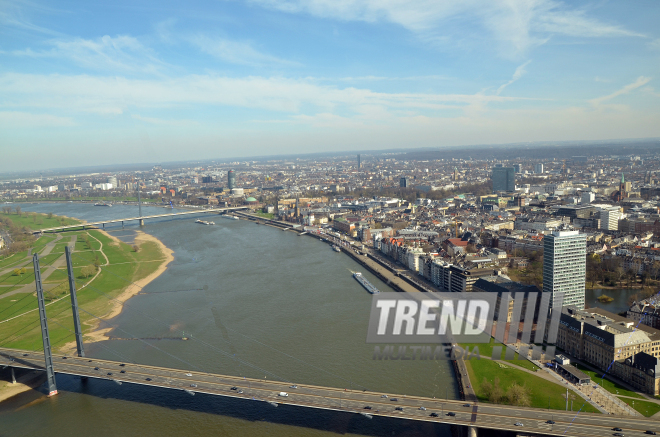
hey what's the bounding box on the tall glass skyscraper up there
[228,170,236,189]
[491,165,515,192]
[543,230,586,310]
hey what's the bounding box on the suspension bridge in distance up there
[31,207,249,234]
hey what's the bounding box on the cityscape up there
[2,140,660,436]
[2,0,660,436]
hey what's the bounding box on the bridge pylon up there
[65,246,85,357]
[33,254,58,396]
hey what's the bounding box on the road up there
[33,207,248,234]
[1,347,658,436]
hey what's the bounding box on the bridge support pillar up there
[33,254,58,396]
[11,367,16,384]
[121,221,124,229]
[102,223,105,229]
[139,219,144,226]
[467,426,477,437]
[65,247,85,357]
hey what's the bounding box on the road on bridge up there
[33,207,249,234]
[2,347,658,435]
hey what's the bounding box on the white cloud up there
[248,0,644,58]
[649,39,660,51]
[131,114,199,126]
[189,35,300,67]
[0,72,532,116]
[0,0,62,36]
[0,111,75,128]
[496,60,531,95]
[589,76,652,107]
[11,35,166,74]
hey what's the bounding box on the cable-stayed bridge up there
[32,206,249,234]
[2,226,658,437]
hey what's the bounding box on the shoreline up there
[64,229,175,348]
[0,370,46,404]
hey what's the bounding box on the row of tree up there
[481,377,531,406]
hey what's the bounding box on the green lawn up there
[0,253,25,270]
[0,211,80,231]
[0,223,169,352]
[466,358,600,413]
[459,338,540,371]
[573,363,644,399]
[0,285,25,296]
[254,212,275,219]
[0,269,35,286]
[509,359,541,372]
[619,398,660,417]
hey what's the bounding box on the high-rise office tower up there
[534,163,544,174]
[491,165,515,192]
[543,230,586,310]
[513,164,521,173]
[228,170,236,189]
[357,154,361,170]
[400,177,409,188]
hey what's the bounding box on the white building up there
[543,230,586,310]
[596,205,621,231]
[581,191,595,204]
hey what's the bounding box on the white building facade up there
[543,230,586,310]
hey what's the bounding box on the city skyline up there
[1,0,659,172]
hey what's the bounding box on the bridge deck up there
[35,207,248,233]
[1,347,656,436]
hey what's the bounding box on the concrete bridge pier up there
[139,219,144,226]
[11,367,16,384]
[121,221,124,229]
[102,223,105,229]
[467,426,477,437]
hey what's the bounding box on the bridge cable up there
[0,244,80,319]
[0,278,73,324]
[67,260,349,408]
[76,282,344,406]
[73,252,370,391]
[40,315,273,403]
[0,301,75,350]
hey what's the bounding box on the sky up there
[1,0,659,172]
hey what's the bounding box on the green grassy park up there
[465,358,600,413]
[0,210,169,353]
[253,211,275,219]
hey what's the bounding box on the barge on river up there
[352,272,380,294]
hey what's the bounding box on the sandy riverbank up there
[0,370,46,403]
[64,229,174,347]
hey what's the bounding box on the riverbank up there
[0,206,176,354]
[66,230,174,347]
[0,370,45,404]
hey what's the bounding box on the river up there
[0,203,457,437]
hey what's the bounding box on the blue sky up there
[1,0,659,171]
